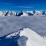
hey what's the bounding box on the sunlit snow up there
[0,16,46,46]
[19,28,46,46]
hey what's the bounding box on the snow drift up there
[4,28,46,46]
[19,28,46,46]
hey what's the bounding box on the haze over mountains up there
[0,10,46,16]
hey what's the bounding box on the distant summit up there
[0,10,46,16]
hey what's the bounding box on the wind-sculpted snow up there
[19,28,46,46]
[0,28,46,46]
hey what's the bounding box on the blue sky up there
[0,0,46,11]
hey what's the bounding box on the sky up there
[0,0,46,11]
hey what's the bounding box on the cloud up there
[0,2,33,9]
[9,6,33,9]
[1,3,12,6]
[17,6,33,8]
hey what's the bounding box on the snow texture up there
[19,28,46,46]
[0,16,46,46]
[0,10,46,16]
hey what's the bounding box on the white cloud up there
[0,2,12,6]
[17,6,33,8]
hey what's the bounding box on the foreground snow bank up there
[19,28,46,46]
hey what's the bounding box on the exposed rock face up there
[16,11,23,16]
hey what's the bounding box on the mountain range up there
[0,10,46,16]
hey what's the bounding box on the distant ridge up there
[0,10,46,16]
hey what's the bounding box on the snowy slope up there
[19,28,46,46]
[0,16,46,46]
[4,28,46,46]
[21,12,28,16]
[6,31,20,39]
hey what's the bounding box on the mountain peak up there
[0,10,46,16]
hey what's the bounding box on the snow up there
[0,16,46,46]
[19,28,46,46]
[21,12,28,16]
[0,11,6,16]
[33,10,42,15]
[43,37,46,43]
[27,11,33,14]
[0,10,46,16]
[6,31,20,38]
[6,33,16,38]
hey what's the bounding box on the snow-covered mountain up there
[0,10,46,16]
[0,11,16,16]
[2,28,46,46]
[0,16,46,46]
[19,28,46,46]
